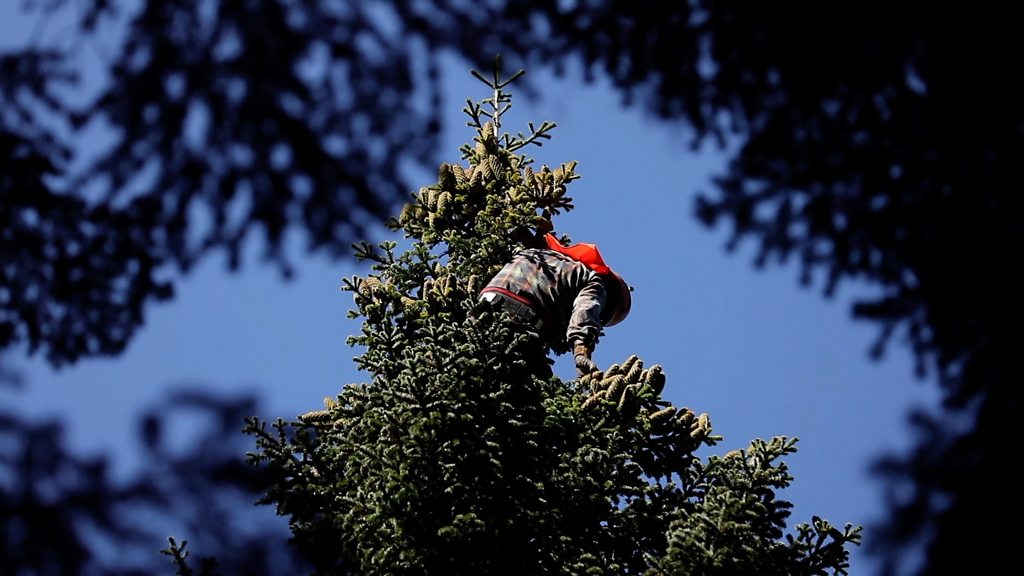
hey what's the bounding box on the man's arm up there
[567,276,606,376]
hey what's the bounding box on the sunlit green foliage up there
[239,62,860,576]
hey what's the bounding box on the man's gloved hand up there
[574,342,597,378]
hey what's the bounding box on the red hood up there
[544,233,631,326]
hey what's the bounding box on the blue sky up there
[3,7,939,571]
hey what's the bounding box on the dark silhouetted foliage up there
[3,1,1016,573]
[1,1,441,365]
[0,386,307,575]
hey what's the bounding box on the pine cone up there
[649,406,677,424]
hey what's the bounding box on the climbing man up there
[479,232,631,378]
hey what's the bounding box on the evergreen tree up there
[236,61,860,576]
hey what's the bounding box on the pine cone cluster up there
[581,355,715,458]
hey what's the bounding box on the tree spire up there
[234,63,861,576]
